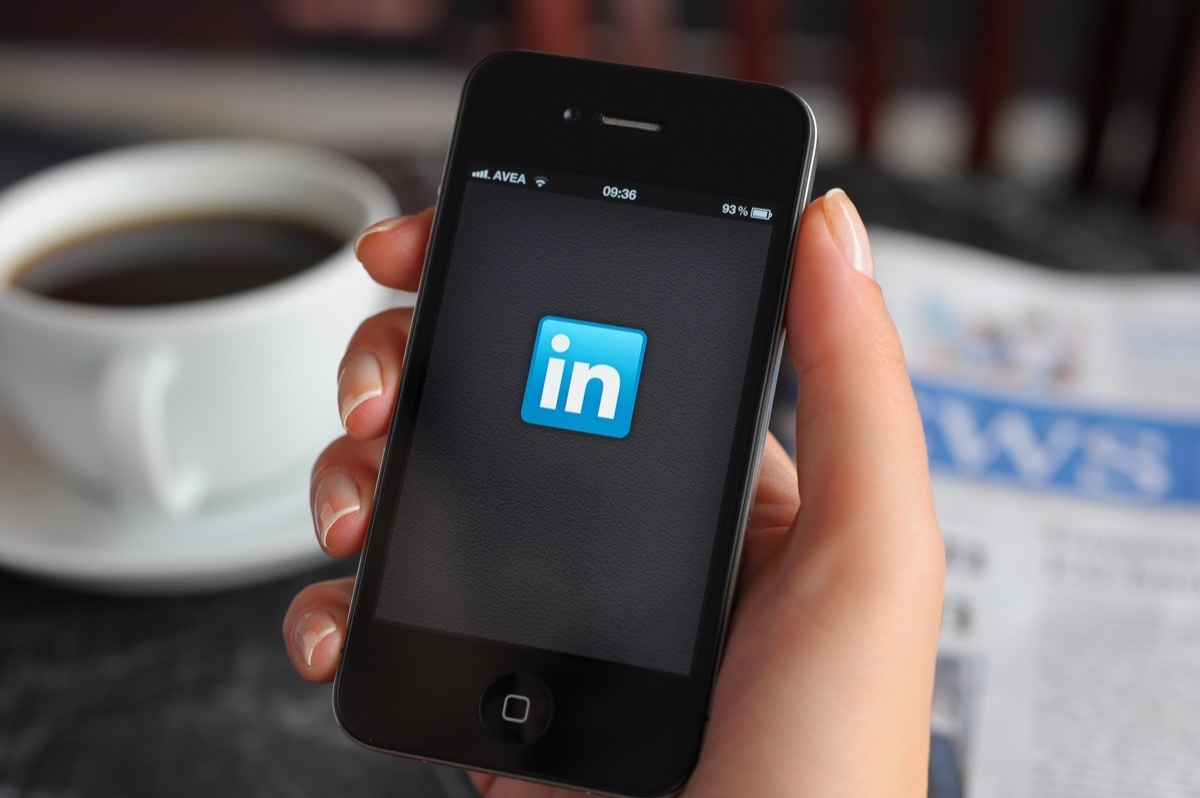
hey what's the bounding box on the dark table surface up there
[0,564,478,797]
[1,117,1195,798]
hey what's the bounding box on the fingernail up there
[338,352,383,428]
[313,470,361,547]
[352,215,410,260]
[823,188,875,280]
[294,609,338,668]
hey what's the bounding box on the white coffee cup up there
[0,139,403,518]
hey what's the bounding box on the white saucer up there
[0,409,328,594]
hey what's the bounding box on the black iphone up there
[334,51,817,796]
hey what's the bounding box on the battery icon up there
[750,207,773,220]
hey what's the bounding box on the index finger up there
[352,206,435,291]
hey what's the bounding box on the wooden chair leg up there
[965,0,1031,172]
[848,0,902,156]
[512,0,591,57]
[1143,1,1200,222]
[731,0,783,83]
[1074,0,1134,194]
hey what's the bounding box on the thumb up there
[787,189,938,566]
[766,188,943,796]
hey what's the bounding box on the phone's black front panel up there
[337,51,815,797]
[338,627,704,792]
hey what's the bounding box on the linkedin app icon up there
[521,316,647,438]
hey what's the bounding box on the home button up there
[480,672,552,744]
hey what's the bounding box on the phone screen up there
[374,163,777,676]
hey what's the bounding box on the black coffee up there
[13,216,343,307]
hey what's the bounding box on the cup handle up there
[98,347,204,516]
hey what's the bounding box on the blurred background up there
[4,0,1200,244]
[2,2,1199,797]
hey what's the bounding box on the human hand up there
[284,190,944,797]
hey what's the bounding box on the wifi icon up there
[534,176,548,189]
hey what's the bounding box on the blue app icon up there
[521,316,647,439]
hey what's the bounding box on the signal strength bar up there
[471,168,489,179]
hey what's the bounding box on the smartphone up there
[334,51,817,796]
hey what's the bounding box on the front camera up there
[563,108,582,124]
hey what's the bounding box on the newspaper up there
[869,228,1200,798]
